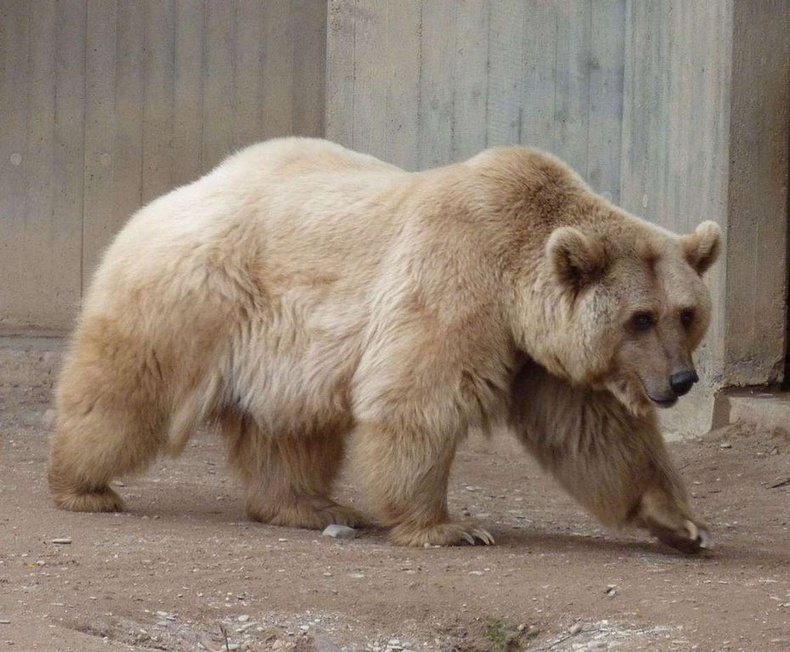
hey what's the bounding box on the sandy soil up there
[1,383,789,652]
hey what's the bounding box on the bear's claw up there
[694,524,714,551]
[460,529,495,546]
[469,528,496,546]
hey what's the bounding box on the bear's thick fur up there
[49,138,720,551]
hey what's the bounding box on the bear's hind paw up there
[317,504,369,529]
[52,486,124,513]
[390,520,495,547]
[248,498,368,530]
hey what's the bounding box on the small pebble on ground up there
[322,524,357,540]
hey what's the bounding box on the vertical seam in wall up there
[416,0,423,168]
[786,1,790,384]
[109,3,118,247]
[484,0,491,149]
[585,0,592,182]
[170,1,176,171]
[139,1,147,205]
[319,0,327,137]
[351,0,357,151]
[517,4,525,144]
[522,3,529,145]
[715,0,734,383]
[202,0,208,173]
[618,0,627,204]
[450,1,457,159]
[50,0,57,317]
[662,3,671,226]
[383,0,390,161]
[22,6,31,246]
[615,0,624,204]
[551,11,558,152]
[231,0,238,153]
[79,0,88,300]
[785,92,790,385]
[113,1,120,233]
[259,3,266,137]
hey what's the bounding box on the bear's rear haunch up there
[49,138,720,552]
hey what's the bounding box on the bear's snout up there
[669,369,698,397]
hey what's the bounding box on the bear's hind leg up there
[510,364,711,553]
[49,344,167,512]
[353,421,494,547]
[222,415,365,530]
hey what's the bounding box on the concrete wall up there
[326,0,790,434]
[0,0,326,330]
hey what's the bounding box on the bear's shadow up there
[122,495,711,559]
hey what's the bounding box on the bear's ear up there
[546,226,607,291]
[680,221,721,276]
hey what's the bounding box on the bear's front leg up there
[353,421,494,546]
[510,363,711,554]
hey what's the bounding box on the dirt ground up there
[1,381,789,652]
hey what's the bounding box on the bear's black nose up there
[670,370,699,397]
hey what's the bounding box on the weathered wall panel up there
[52,0,88,318]
[0,0,326,330]
[172,0,205,187]
[453,0,490,160]
[325,0,633,206]
[416,2,455,169]
[619,0,671,224]
[21,1,60,320]
[326,0,626,198]
[142,1,176,202]
[325,0,355,151]
[292,0,328,140]
[0,0,31,306]
[112,0,145,250]
[486,1,525,148]
[83,0,118,282]
[724,0,790,386]
[518,2,558,153]
[552,2,591,177]
[587,0,625,201]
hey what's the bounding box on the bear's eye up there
[630,311,655,332]
[680,308,695,328]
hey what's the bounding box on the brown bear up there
[48,138,720,551]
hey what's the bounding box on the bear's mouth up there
[647,393,678,408]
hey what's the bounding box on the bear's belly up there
[224,325,362,440]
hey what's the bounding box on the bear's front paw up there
[636,489,713,554]
[390,520,495,547]
[646,518,713,555]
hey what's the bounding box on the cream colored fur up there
[49,138,720,551]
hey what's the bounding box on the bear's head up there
[543,218,721,416]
